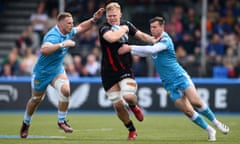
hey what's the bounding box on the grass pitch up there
[0,112,239,144]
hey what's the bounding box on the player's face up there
[150,21,164,38]
[106,8,121,26]
[61,17,74,34]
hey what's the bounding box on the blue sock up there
[191,111,208,129]
[23,111,32,125]
[197,103,215,121]
[58,110,67,123]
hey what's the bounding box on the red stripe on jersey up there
[106,47,118,71]
[117,56,126,70]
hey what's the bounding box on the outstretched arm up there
[134,30,159,44]
[76,8,104,33]
[118,43,167,57]
[41,40,76,55]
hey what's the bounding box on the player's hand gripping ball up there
[111,25,128,43]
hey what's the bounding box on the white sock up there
[212,119,220,126]
[23,111,32,125]
[206,125,215,133]
[58,110,67,123]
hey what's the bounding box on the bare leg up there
[174,96,216,141]
[185,86,229,134]
[24,90,45,124]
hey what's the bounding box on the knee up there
[119,79,137,96]
[61,84,70,97]
[123,94,136,104]
[54,78,70,102]
[184,110,195,118]
[119,78,137,103]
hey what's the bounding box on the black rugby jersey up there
[99,20,138,73]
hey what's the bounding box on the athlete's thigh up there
[185,86,203,106]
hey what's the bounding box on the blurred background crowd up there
[0,0,240,79]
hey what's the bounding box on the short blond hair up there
[57,12,72,22]
[105,2,121,11]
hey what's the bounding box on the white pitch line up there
[73,128,113,132]
[0,135,66,139]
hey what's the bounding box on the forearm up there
[141,33,155,44]
[131,43,167,54]
[131,49,149,57]
[76,17,97,33]
[104,27,128,43]
[136,31,155,44]
[40,43,62,55]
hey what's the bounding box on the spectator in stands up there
[0,63,14,77]
[165,14,183,42]
[65,63,79,78]
[223,32,238,51]
[26,26,40,50]
[176,32,197,55]
[91,46,101,61]
[76,25,98,58]
[43,0,58,16]
[47,8,58,30]
[15,60,31,76]
[84,53,100,76]
[132,55,147,77]
[21,47,37,74]
[30,1,48,41]
[176,45,189,68]
[212,16,232,36]
[72,54,84,76]
[1,49,21,76]
[222,47,238,78]
[15,30,33,57]
[206,33,225,57]
[182,8,200,35]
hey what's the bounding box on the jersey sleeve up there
[159,36,170,49]
[43,33,60,45]
[99,25,111,36]
[70,27,77,37]
[124,21,137,36]
[131,42,167,55]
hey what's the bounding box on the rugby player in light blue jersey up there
[20,8,104,138]
[118,16,229,141]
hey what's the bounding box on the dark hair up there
[149,16,165,25]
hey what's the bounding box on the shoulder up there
[43,27,61,43]
[46,26,58,34]
[160,32,172,42]
[99,23,111,29]
[99,23,111,34]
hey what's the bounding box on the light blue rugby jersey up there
[152,32,186,83]
[33,26,77,75]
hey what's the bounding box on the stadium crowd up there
[1,0,240,78]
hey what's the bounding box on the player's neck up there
[57,24,67,35]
